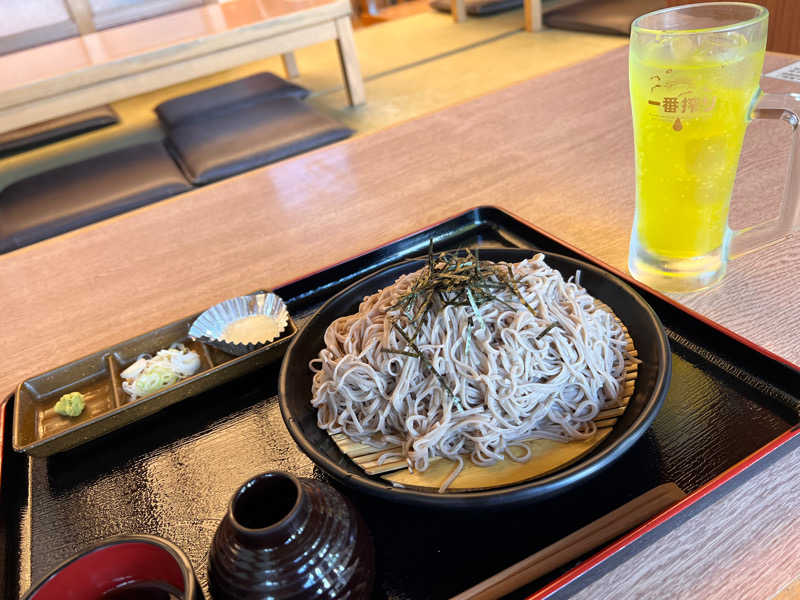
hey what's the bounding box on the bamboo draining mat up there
[331,305,637,491]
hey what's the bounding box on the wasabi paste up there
[54,392,85,417]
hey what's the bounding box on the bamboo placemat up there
[330,304,637,491]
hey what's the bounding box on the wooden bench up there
[0,0,365,136]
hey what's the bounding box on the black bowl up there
[279,249,671,509]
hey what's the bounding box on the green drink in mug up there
[628,2,800,292]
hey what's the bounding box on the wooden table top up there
[0,0,349,105]
[2,45,800,598]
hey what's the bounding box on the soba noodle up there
[310,254,628,491]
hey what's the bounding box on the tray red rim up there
[526,424,800,599]
[0,395,7,502]
[280,204,800,372]
[275,204,800,594]
[2,204,798,588]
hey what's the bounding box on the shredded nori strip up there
[386,242,558,408]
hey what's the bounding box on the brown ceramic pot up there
[208,471,374,599]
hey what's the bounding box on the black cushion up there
[0,141,191,254]
[156,72,310,130]
[165,96,353,185]
[543,0,665,36]
[0,106,119,157]
[429,0,521,16]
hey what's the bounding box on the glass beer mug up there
[628,2,800,292]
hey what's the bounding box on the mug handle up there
[729,92,800,259]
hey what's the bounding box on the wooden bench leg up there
[451,0,467,22]
[64,0,96,34]
[524,0,543,31]
[281,52,300,79]
[334,17,366,107]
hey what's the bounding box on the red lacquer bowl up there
[22,534,202,600]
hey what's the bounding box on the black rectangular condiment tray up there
[2,206,799,599]
[12,310,296,457]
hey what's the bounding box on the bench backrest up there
[0,0,219,55]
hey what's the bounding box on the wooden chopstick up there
[450,482,686,600]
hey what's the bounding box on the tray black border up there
[2,205,799,598]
